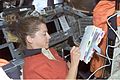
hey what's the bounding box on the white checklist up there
[79,25,105,64]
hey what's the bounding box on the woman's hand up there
[0,59,9,67]
[66,46,80,79]
[70,46,80,67]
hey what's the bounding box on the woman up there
[9,16,80,79]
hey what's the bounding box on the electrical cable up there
[107,13,120,48]
[0,12,4,21]
[87,45,111,80]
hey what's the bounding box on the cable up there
[96,46,114,61]
[107,13,120,48]
[0,12,4,21]
[108,42,120,48]
[87,45,111,80]
[87,64,110,80]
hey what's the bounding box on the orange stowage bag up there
[91,0,115,77]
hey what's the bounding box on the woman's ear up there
[26,35,33,43]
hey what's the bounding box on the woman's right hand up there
[66,46,81,79]
[70,46,80,67]
[0,59,9,67]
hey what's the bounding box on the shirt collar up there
[23,48,41,58]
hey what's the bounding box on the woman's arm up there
[66,46,80,79]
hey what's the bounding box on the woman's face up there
[27,23,51,49]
